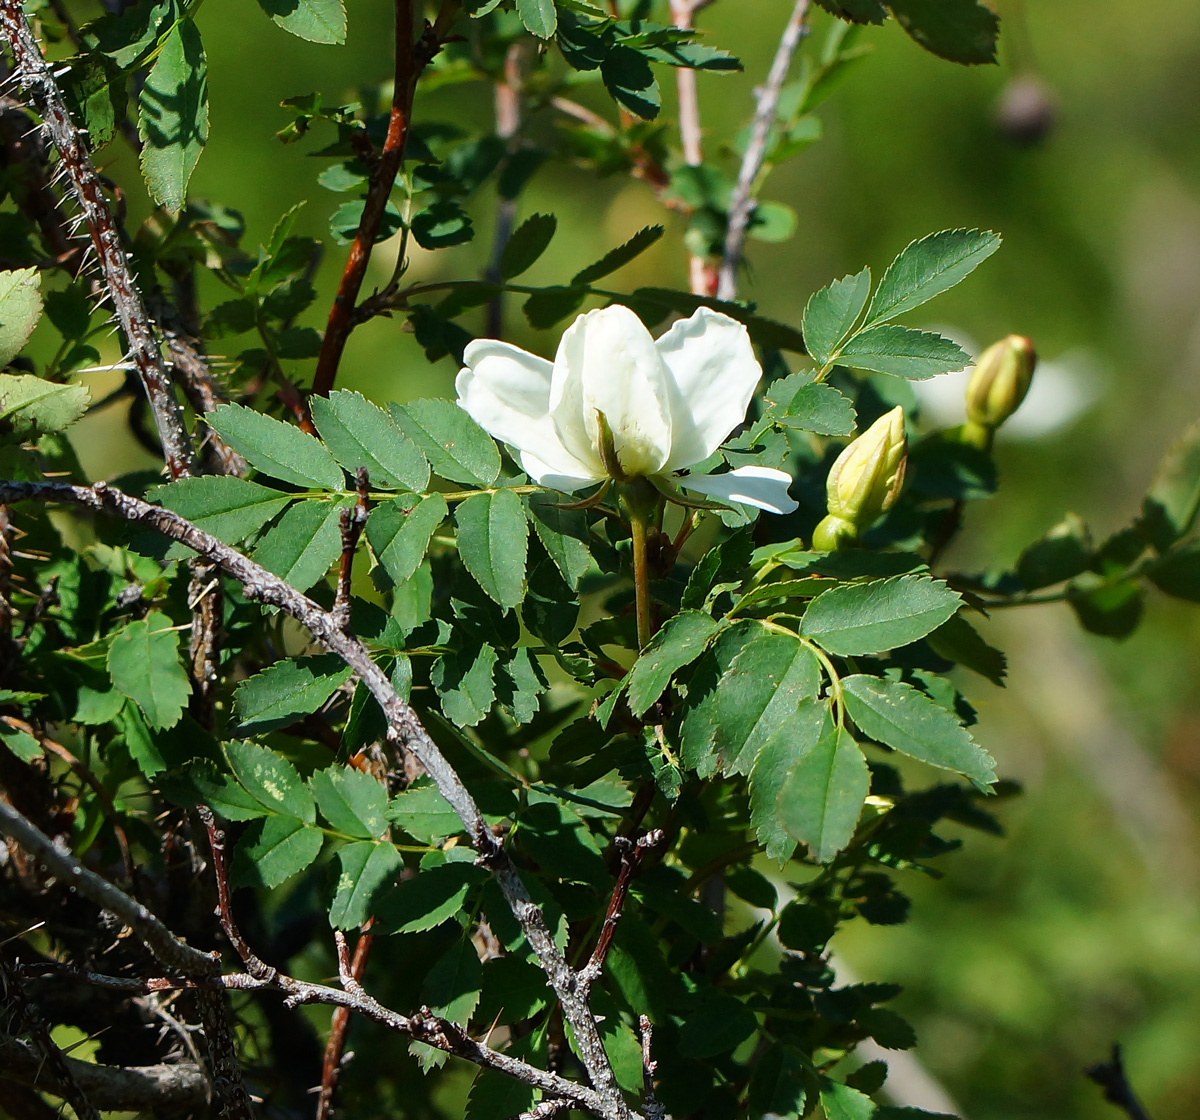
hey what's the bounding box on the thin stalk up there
[629,512,653,651]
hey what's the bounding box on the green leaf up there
[1016,513,1092,590]
[386,781,463,844]
[800,575,963,656]
[423,937,483,1026]
[748,1045,808,1118]
[925,614,1007,686]
[311,765,389,840]
[81,0,179,70]
[841,674,996,789]
[1067,579,1143,639]
[257,0,346,44]
[391,399,501,487]
[433,644,499,727]
[865,229,1001,327]
[311,391,430,492]
[107,610,190,731]
[411,198,475,249]
[0,375,89,436]
[626,611,718,716]
[207,403,343,489]
[496,646,547,724]
[683,626,822,777]
[889,0,999,65]
[814,0,886,22]
[252,499,347,592]
[819,1078,879,1120]
[138,19,209,212]
[0,269,43,367]
[765,373,856,436]
[526,493,591,589]
[1142,417,1200,549]
[237,816,324,888]
[1149,543,1200,602]
[572,226,665,286]
[454,489,529,609]
[601,46,661,119]
[0,728,41,763]
[749,700,827,863]
[367,494,447,588]
[522,286,587,329]
[374,862,485,935]
[150,476,291,552]
[779,718,869,862]
[677,994,758,1058]
[837,325,970,380]
[499,213,557,279]
[516,0,557,38]
[226,740,316,822]
[234,655,352,733]
[329,841,401,928]
[802,267,870,366]
[466,1070,536,1120]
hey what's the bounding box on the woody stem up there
[629,512,654,651]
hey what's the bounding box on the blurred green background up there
[66,0,1200,1116]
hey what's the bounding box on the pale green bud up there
[812,406,907,550]
[963,334,1036,445]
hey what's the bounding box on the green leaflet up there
[572,226,665,286]
[252,499,348,592]
[516,0,556,38]
[748,700,827,863]
[367,493,447,588]
[310,390,430,492]
[234,655,352,733]
[374,862,486,935]
[311,765,389,840]
[864,228,1001,327]
[391,398,501,487]
[257,0,346,44]
[526,493,591,589]
[799,574,962,656]
[138,18,209,213]
[422,937,483,1027]
[207,403,343,489]
[681,624,822,777]
[841,673,996,790]
[0,269,43,368]
[779,717,869,863]
[802,266,870,366]
[329,841,402,929]
[226,740,315,822]
[454,488,529,609]
[836,325,970,380]
[1142,417,1200,549]
[766,373,857,436]
[678,993,758,1059]
[432,644,499,727]
[386,781,462,844]
[107,610,190,731]
[150,476,291,559]
[889,0,1000,65]
[499,213,557,279]
[236,815,324,889]
[626,610,719,716]
[818,1078,879,1120]
[0,374,89,436]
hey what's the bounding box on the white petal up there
[456,340,594,480]
[550,306,673,478]
[678,465,799,515]
[519,450,602,493]
[656,307,763,470]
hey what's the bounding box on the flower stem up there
[629,511,653,651]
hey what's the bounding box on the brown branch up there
[0,477,629,1119]
[333,469,370,631]
[316,927,374,1120]
[0,951,101,1120]
[312,2,428,396]
[0,2,194,478]
[1086,1045,1153,1120]
[637,1016,665,1120]
[579,830,664,990]
[715,0,811,301]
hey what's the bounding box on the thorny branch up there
[316,927,374,1120]
[716,0,811,300]
[0,1,195,479]
[0,478,632,1120]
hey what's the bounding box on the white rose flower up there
[455,305,798,515]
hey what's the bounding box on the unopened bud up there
[963,335,1036,448]
[812,406,907,550]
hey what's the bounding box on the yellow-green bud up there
[812,406,907,550]
[963,334,1037,449]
